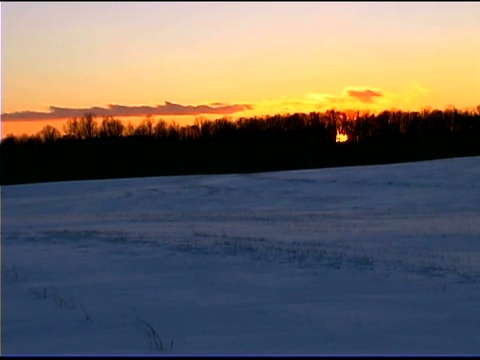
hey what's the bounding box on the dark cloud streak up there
[347,89,382,103]
[2,101,254,121]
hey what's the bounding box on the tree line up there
[2,107,480,185]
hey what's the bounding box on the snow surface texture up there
[2,156,480,355]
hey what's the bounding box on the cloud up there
[345,88,383,103]
[2,84,429,123]
[2,101,254,121]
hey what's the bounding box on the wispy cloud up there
[248,86,390,116]
[2,101,254,121]
[252,83,433,116]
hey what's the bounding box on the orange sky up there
[2,2,479,138]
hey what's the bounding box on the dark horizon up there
[1,107,480,186]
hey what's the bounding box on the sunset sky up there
[2,2,479,137]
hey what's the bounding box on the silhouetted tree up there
[63,113,98,139]
[99,116,125,138]
[153,119,169,139]
[134,115,155,137]
[78,113,98,139]
[37,125,61,143]
[63,117,80,139]
[124,122,136,137]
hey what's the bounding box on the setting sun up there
[336,133,349,143]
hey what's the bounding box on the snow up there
[2,156,480,355]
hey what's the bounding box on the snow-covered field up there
[2,156,480,355]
